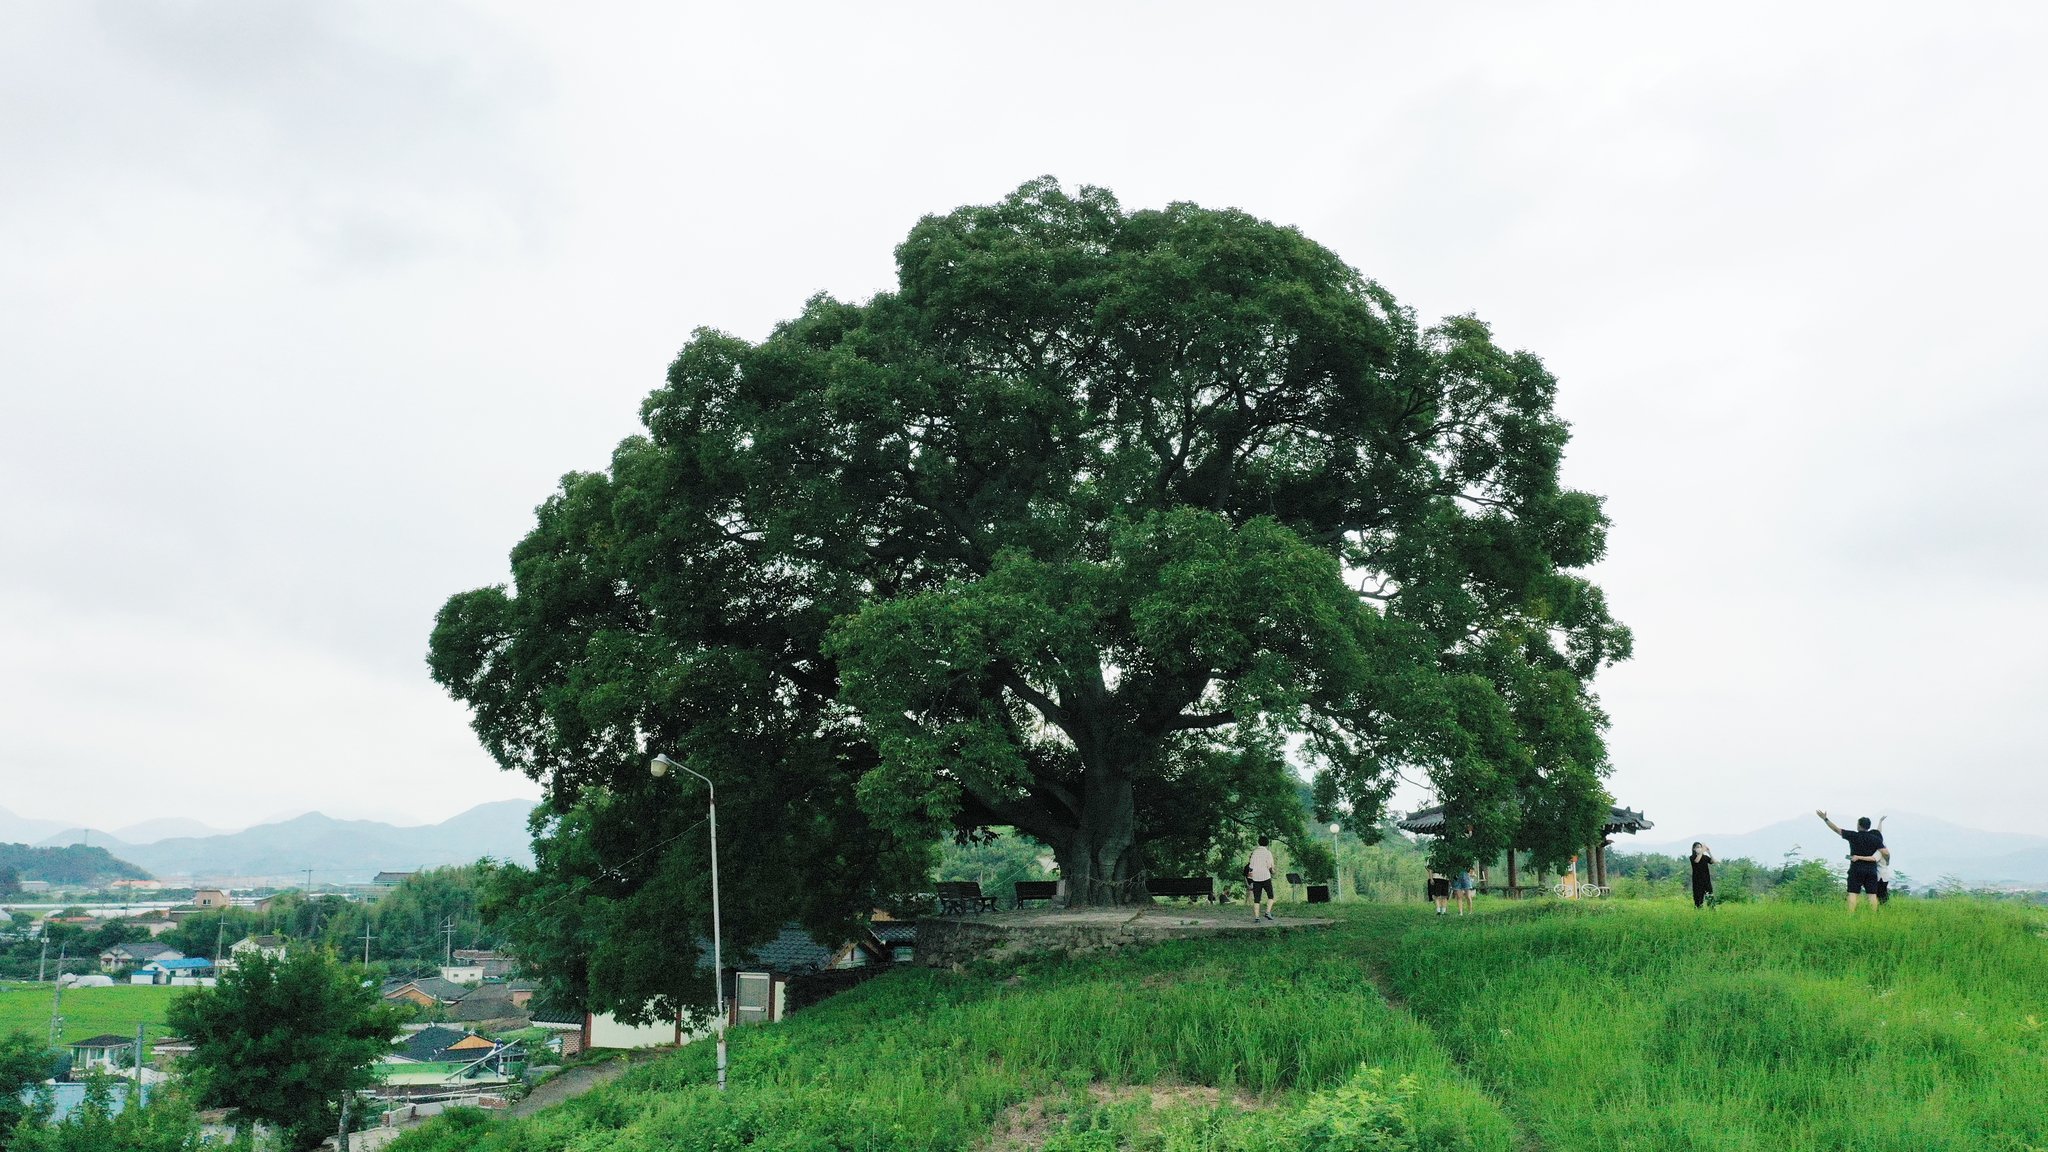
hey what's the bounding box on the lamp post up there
[650,752,726,1092]
[1330,823,1342,901]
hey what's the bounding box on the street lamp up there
[650,752,726,1092]
[1330,823,1342,901]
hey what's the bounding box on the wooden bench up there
[1012,880,1059,908]
[936,881,998,915]
[1146,876,1217,903]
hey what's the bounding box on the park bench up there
[1013,880,1059,908]
[1146,876,1217,903]
[936,881,998,915]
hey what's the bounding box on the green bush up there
[1771,859,1844,905]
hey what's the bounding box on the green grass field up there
[0,982,188,1048]
[379,899,2048,1151]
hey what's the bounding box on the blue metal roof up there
[18,1081,147,1125]
[151,957,215,970]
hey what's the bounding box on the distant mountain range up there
[2,800,536,885]
[1635,812,2048,889]
[0,808,230,846]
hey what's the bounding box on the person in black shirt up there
[1690,842,1715,908]
[1816,810,1886,912]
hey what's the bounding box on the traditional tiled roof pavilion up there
[1397,803,1653,891]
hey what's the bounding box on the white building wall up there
[585,1010,717,1050]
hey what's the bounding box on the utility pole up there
[134,1022,145,1105]
[304,868,314,893]
[360,921,374,966]
[37,937,47,983]
[48,946,66,1046]
[337,1093,350,1152]
[442,920,455,966]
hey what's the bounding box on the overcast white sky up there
[3,3,2044,838]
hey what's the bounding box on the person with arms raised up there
[1816,810,1885,912]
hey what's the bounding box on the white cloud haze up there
[3,3,2044,837]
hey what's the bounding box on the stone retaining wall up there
[917,909,1306,968]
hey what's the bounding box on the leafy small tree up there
[0,1029,55,1152]
[9,1073,214,1152]
[165,948,403,1152]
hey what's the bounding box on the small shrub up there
[1290,1067,1419,1152]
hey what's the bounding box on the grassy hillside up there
[389,900,2048,1152]
[0,982,186,1047]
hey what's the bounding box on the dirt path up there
[508,1056,637,1118]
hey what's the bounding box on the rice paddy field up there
[386,899,2048,1152]
[0,981,184,1047]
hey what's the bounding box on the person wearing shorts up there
[1452,867,1475,914]
[1427,871,1451,915]
[1246,836,1277,921]
[1817,810,1886,912]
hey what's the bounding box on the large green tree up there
[430,180,1628,991]
[165,949,403,1152]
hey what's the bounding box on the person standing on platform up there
[1246,836,1277,922]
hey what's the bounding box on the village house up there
[149,1037,196,1067]
[381,975,471,1010]
[576,922,891,1050]
[452,949,518,979]
[531,1004,587,1058]
[99,941,182,973]
[438,962,486,984]
[229,934,286,962]
[190,889,231,910]
[726,924,891,1026]
[370,1026,524,1101]
[137,956,217,986]
[67,1035,138,1076]
[120,909,178,938]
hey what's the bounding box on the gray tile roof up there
[737,925,839,974]
[395,1026,483,1063]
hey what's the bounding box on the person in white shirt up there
[1247,836,1277,921]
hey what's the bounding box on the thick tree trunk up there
[1052,770,1141,906]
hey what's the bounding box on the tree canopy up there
[165,948,403,1152]
[430,179,1628,1014]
